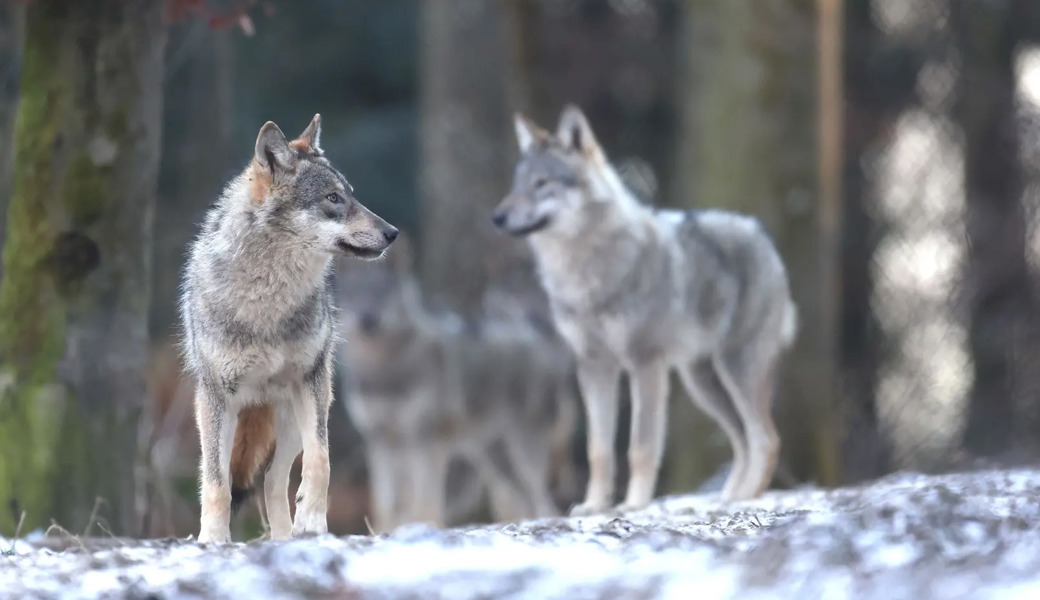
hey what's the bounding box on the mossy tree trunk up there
[0,0,166,536]
[671,0,841,489]
[659,1,726,495]
[0,1,25,257]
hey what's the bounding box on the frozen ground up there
[3,468,1040,599]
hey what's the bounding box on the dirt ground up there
[3,468,1040,599]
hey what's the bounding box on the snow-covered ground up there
[3,469,1040,599]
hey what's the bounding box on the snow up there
[3,468,1040,599]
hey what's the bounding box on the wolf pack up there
[179,106,798,543]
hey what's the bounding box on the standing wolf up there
[180,114,398,543]
[492,106,797,515]
[335,238,577,532]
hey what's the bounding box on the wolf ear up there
[292,113,323,155]
[254,121,296,172]
[514,113,549,153]
[385,232,413,274]
[556,104,600,156]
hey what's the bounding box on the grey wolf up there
[335,237,577,532]
[492,106,797,515]
[180,114,398,543]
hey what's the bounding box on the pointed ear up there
[514,113,549,153]
[292,113,323,156]
[385,232,413,274]
[254,121,296,172]
[556,104,601,156]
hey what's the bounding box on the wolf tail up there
[780,299,799,350]
[229,405,277,514]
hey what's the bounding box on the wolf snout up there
[382,226,399,245]
[491,210,508,229]
[359,312,380,334]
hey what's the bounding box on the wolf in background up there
[492,105,797,515]
[180,114,398,543]
[335,236,578,532]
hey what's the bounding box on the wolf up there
[335,237,577,532]
[492,106,798,515]
[180,114,398,543]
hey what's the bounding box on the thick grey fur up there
[493,106,798,516]
[180,114,398,542]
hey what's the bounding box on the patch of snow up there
[5,468,1040,599]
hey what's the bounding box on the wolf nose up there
[359,313,379,334]
[383,227,399,244]
[491,211,507,228]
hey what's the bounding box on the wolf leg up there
[291,361,333,537]
[569,360,621,517]
[677,359,749,500]
[263,405,301,540]
[195,383,238,544]
[487,482,525,523]
[481,437,538,520]
[712,351,780,499]
[548,380,581,506]
[618,360,669,512]
[406,442,449,527]
[506,433,558,518]
[365,441,401,533]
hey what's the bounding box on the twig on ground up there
[1,511,26,556]
[95,520,127,547]
[13,510,26,540]
[82,497,105,537]
[44,521,87,552]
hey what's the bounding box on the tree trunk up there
[839,0,902,483]
[0,1,25,258]
[418,0,512,314]
[0,0,166,536]
[672,0,841,488]
[661,1,726,495]
[952,0,1031,458]
[152,23,234,341]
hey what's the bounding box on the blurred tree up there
[0,1,24,262]
[673,0,841,488]
[152,23,234,341]
[839,0,913,483]
[661,0,725,495]
[417,0,514,314]
[0,0,166,535]
[952,0,1033,458]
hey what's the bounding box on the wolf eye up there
[326,193,343,204]
[534,178,549,190]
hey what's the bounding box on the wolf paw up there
[569,501,609,517]
[197,528,231,545]
[292,508,328,537]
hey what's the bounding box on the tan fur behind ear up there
[229,405,276,512]
[248,163,273,204]
[556,104,606,163]
[515,113,551,151]
[289,139,316,155]
[291,113,322,155]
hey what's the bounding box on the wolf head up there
[336,233,422,346]
[249,114,398,260]
[492,105,611,237]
